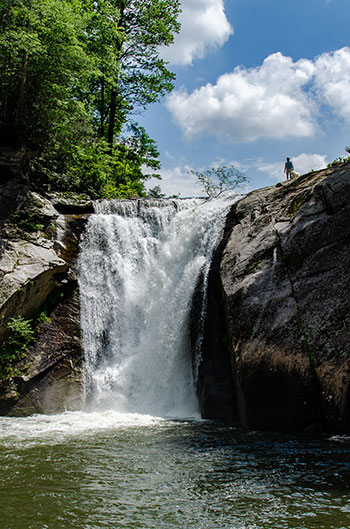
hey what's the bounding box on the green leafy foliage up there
[10,212,45,232]
[327,147,350,167]
[0,316,35,380]
[0,0,95,148]
[0,310,54,380]
[148,185,165,198]
[189,165,249,199]
[0,0,181,198]
[7,317,35,349]
[36,311,52,325]
[96,124,161,198]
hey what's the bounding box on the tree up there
[0,0,95,149]
[101,0,181,152]
[189,165,248,199]
[148,185,165,198]
[105,124,160,195]
[0,0,181,199]
[81,0,124,139]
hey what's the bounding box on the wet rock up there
[0,239,68,344]
[3,289,83,416]
[192,205,238,424]
[0,184,89,416]
[216,165,350,432]
[47,191,94,214]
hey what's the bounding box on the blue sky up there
[140,0,350,196]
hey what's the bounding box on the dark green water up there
[0,412,349,529]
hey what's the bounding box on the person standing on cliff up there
[284,157,294,181]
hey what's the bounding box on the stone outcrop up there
[201,164,350,433]
[0,187,91,416]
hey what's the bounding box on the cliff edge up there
[206,164,350,432]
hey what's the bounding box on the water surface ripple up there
[1,414,349,529]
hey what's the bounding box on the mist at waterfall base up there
[1,197,350,529]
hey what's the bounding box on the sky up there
[140,0,350,197]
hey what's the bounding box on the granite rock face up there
[211,165,350,432]
[0,186,90,416]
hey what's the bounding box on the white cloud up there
[166,47,350,143]
[147,166,201,197]
[313,48,350,119]
[166,52,316,141]
[292,153,328,174]
[162,0,233,66]
[257,153,328,182]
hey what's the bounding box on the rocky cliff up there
[200,164,350,433]
[0,173,92,416]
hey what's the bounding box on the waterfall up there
[78,195,237,418]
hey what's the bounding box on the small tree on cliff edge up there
[189,164,248,199]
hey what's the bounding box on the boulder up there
[216,165,350,432]
[0,241,68,345]
[47,191,94,214]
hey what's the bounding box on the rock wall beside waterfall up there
[2,161,350,432]
[213,164,350,433]
[0,184,92,416]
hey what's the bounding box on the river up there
[0,413,349,528]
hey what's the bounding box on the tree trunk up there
[107,0,126,154]
[17,50,28,119]
[107,89,117,153]
[98,78,105,138]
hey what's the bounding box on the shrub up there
[36,311,52,325]
[0,317,35,380]
[9,213,45,233]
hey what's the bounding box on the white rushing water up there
[77,195,238,418]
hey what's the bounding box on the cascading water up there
[78,195,237,418]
